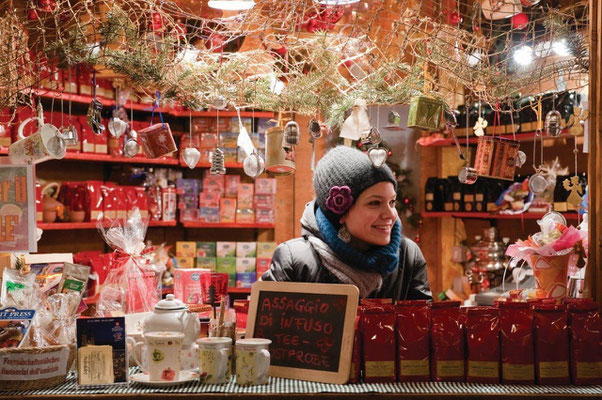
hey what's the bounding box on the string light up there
[207,0,255,11]
[513,45,534,66]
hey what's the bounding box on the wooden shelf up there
[61,152,179,165]
[419,131,573,147]
[421,211,580,220]
[160,287,250,295]
[181,221,275,229]
[38,220,178,230]
[33,89,273,118]
[181,160,244,169]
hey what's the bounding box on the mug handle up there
[255,349,270,383]
[17,117,42,140]
[132,342,148,373]
[217,348,229,381]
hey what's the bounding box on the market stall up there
[0,0,600,397]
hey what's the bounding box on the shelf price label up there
[0,162,36,252]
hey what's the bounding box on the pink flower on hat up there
[326,186,354,215]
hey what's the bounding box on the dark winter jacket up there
[261,202,432,301]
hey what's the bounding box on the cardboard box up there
[219,131,238,148]
[254,194,275,209]
[219,198,236,223]
[236,208,255,224]
[216,242,236,258]
[174,268,211,304]
[222,148,238,163]
[199,192,221,208]
[256,258,271,277]
[200,133,218,148]
[236,257,256,273]
[224,175,240,198]
[196,256,216,271]
[180,208,200,222]
[192,118,214,133]
[236,272,257,288]
[176,241,197,258]
[216,257,236,287]
[256,209,274,224]
[196,242,216,258]
[237,183,254,209]
[236,242,257,258]
[175,256,195,269]
[255,178,277,194]
[203,175,225,197]
[257,242,278,258]
[199,207,219,223]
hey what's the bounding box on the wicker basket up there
[0,344,76,391]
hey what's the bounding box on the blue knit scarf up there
[315,207,401,276]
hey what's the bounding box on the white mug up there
[235,338,271,386]
[197,337,232,384]
[9,117,65,163]
[133,331,184,382]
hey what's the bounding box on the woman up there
[261,145,431,300]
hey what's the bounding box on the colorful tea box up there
[180,208,200,222]
[255,178,277,194]
[236,208,255,224]
[174,268,211,304]
[176,179,200,209]
[236,272,257,288]
[200,133,218,148]
[176,241,197,258]
[220,198,237,223]
[199,207,220,223]
[203,175,225,196]
[199,192,220,208]
[222,148,238,163]
[217,242,236,258]
[256,209,275,224]
[236,242,257,258]
[256,258,271,277]
[224,175,240,198]
[236,257,256,273]
[216,257,236,287]
[237,183,254,209]
[175,257,195,269]
[257,242,278,258]
[196,242,216,258]
[254,194,275,209]
[196,257,217,271]
[192,118,214,133]
[219,131,238,148]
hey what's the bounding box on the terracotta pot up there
[70,210,86,223]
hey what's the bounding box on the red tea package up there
[465,306,500,384]
[499,302,535,384]
[430,301,465,382]
[135,187,149,219]
[85,181,104,222]
[348,307,362,384]
[396,300,430,382]
[115,186,128,220]
[361,304,396,382]
[533,304,570,385]
[101,183,117,219]
[568,301,601,385]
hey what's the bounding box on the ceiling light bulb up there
[208,0,255,11]
[513,45,533,66]
[468,51,483,67]
[552,39,570,57]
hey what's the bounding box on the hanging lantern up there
[308,119,322,138]
[124,129,140,158]
[407,96,445,131]
[182,147,201,169]
[210,95,228,111]
[384,111,402,131]
[210,148,226,175]
[59,125,79,147]
[243,152,265,179]
[473,136,520,180]
[545,110,563,137]
[284,121,300,146]
[265,127,295,175]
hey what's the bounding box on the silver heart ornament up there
[182,147,201,169]
[108,117,127,138]
[368,147,388,168]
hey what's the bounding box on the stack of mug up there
[132,331,272,386]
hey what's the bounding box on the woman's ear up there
[339,215,346,224]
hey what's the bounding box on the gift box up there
[217,242,236,258]
[236,208,255,224]
[175,257,195,269]
[219,198,236,223]
[224,175,240,198]
[196,257,217,271]
[407,96,444,131]
[200,192,220,208]
[237,183,254,209]
[203,175,225,196]
[174,268,210,304]
[255,209,274,224]
[138,123,177,158]
[254,194,275,209]
[473,136,520,181]
[255,178,277,194]
[199,207,219,223]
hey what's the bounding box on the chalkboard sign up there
[247,281,359,384]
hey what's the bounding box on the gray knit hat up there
[313,146,397,224]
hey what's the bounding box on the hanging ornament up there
[360,126,382,146]
[545,110,563,137]
[563,176,583,208]
[37,0,56,12]
[447,11,463,26]
[123,129,140,157]
[210,148,226,175]
[473,117,488,136]
[308,119,322,138]
[567,107,589,136]
[340,98,370,143]
[515,150,527,167]
[283,121,300,146]
[243,152,265,179]
[182,147,201,169]
[210,95,228,111]
[511,12,529,29]
[27,8,39,20]
[407,96,445,131]
[458,166,478,185]
[59,125,79,146]
[87,99,104,135]
[384,111,402,131]
[368,145,388,168]
[108,117,127,138]
[528,170,548,195]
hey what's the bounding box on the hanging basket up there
[473,136,519,180]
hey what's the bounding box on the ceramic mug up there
[235,338,271,386]
[197,337,232,384]
[133,331,184,382]
[9,117,65,164]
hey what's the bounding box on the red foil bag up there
[361,304,396,382]
[568,301,601,385]
[85,181,104,222]
[135,187,149,219]
[499,302,535,384]
[396,300,430,382]
[115,186,128,220]
[348,308,362,384]
[533,304,570,385]
[125,186,138,218]
[101,183,117,220]
[466,306,500,384]
[430,301,465,382]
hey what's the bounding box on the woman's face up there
[339,181,398,249]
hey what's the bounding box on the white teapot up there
[142,294,200,349]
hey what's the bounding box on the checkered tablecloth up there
[4,371,602,396]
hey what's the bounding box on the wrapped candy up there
[96,208,165,316]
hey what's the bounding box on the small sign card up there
[0,162,36,253]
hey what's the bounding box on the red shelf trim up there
[161,287,250,296]
[181,221,275,229]
[61,152,179,165]
[421,211,580,220]
[38,220,178,230]
[419,131,573,147]
[180,160,244,169]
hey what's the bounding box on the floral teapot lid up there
[154,294,188,312]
